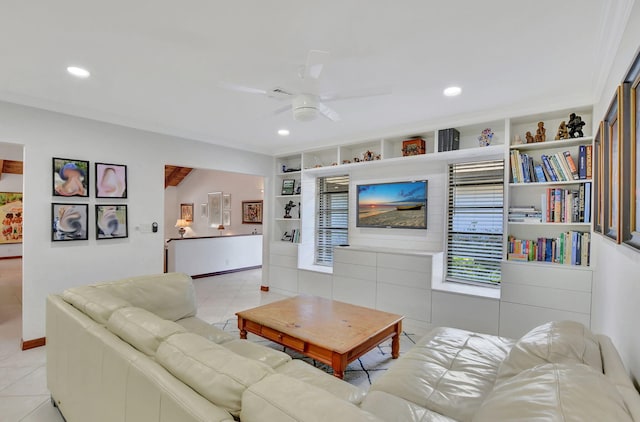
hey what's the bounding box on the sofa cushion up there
[107,307,186,356]
[156,332,274,417]
[496,320,602,383]
[222,339,292,369]
[94,272,197,321]
[361,391,458,422]
[474,363,633,422]
[240,374,383,422]
[62,285,131,324]
[370,327,514,422]
[275,359,366,405]
[175,316,235,344]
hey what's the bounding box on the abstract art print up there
[53,158,89,197]
[242,200,263,224]
[0,192,23,244]
[51,203,88,241]
[96,205,128,239]
[95,163,127,198]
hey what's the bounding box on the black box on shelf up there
[438,128,460,152]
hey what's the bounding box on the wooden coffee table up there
[236,296,403,379]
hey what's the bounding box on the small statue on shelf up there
[534,121,546,143]
[284,200,297,219]
[555,121,570,140]
[514,135,524,145]
[525,131,535,143]
[567,113,586,138]
[362,150,375,161]
[342,159,351,164]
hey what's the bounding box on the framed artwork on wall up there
[622,51,640,250]
[207,192,222,227]
[52,203,88,241]
[52,157,89,197]
[223,210,231,226]
[96,205,128,239]
[242,200,263,224]
[223,193,231,210]
[95,162,127,198]
[0,192,23,244]
[604,85,623,243]
[593,122,604,234]
[180,203,194,222]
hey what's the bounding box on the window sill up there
[432,278,501,300]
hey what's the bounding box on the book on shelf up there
[508,233,590,266]
[562,151,580,180]
[586,145,592,178]
[438,128,460,152]
[578,145,587,179]
[511,149,588,184]
[541,187,591,223]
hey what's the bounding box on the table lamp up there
[217,224,225,236]
[175,219,190,238]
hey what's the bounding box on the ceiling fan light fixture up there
[293,107,318,122]
[443,86,462,97]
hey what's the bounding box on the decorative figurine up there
[567,113,586,138]
[478,128,494,147]
[534,121,546,143]
[353,157,360,163]
[514,134,523,145]
[363,150,375,161]
[284,200,297,219]
[375,153,381,160]
[525,131,535,143]
[331,162,338,166]
[555,121,570,140]
[342,159,351,164]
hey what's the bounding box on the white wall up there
[591,0,640,385]
[0,142,23,257]
[0,101,272,341]
[164,168,263,238]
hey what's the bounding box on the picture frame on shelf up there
[593,122,604,234]
[52,203,88,241]
[223,193,231,210]
[95,162,127,198]
[0,192,23,244]
[180,203,194,222]
[281,179,296,195]
[95,204,128,239]
[242,200,263,224]
[52,157,89,197]
[604,85,623,243]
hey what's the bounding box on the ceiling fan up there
[220,50,390,122]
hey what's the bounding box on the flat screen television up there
[356,180,428,229]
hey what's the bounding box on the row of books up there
[507,232,591,266]
[542,183,592,223]
[510,145,592,183]
[508,206,543,223]
[438,128,460,152]
[281,229,300,243]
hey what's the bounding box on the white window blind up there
[315,175,349,266]
[446,160,504,285]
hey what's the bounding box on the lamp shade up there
[217,224,225,230]
[175,219,190,228]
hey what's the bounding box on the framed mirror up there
[207,192,222,228]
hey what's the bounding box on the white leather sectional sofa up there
[46,272,640,421]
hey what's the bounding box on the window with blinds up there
[315,175,349,266]
[446,160,504,285]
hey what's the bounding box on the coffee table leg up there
[391,321,402,359]
[332,354,347,379]
[237,317,247,339]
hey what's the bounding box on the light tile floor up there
[0,261,427,421]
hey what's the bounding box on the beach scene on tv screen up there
[357,181,427,228]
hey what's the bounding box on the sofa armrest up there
[240,374,383,422]
[599,335,640,421]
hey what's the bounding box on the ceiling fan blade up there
[318,102,341,122]
[273,104,292,116]
[320,86,392,102]
[303,50,330,80]
[219,82,268,95]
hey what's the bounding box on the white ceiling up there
[0,1,633,155]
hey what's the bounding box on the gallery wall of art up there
[0,142,23,257]
[0,101,273,341]
[164,168,264,238]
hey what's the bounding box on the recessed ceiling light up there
[278,129,290,136]
[443,86,462,97]
[66,66,91,78]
